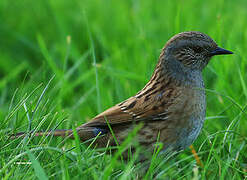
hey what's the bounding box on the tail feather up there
[10,129,74,139]
[10,127,109,147]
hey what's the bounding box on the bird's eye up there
[194,47,204,53]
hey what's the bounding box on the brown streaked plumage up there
[11,31,233,157]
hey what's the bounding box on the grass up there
[0,0,247,179]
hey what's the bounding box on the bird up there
[12,31,233,158]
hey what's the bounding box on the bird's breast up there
[172,84,206,150]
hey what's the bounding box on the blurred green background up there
[0,0,246,179]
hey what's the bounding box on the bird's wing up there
[82,80,180,127]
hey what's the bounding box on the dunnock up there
[12,31,233,155]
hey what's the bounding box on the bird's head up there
[163,31,233,70]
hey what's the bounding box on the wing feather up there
[82,78,179,128]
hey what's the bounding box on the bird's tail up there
[10,129,74,140]
[10,127,109,147]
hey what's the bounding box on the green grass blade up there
[25,146,48,180]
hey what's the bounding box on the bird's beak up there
[210,47,233,56]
